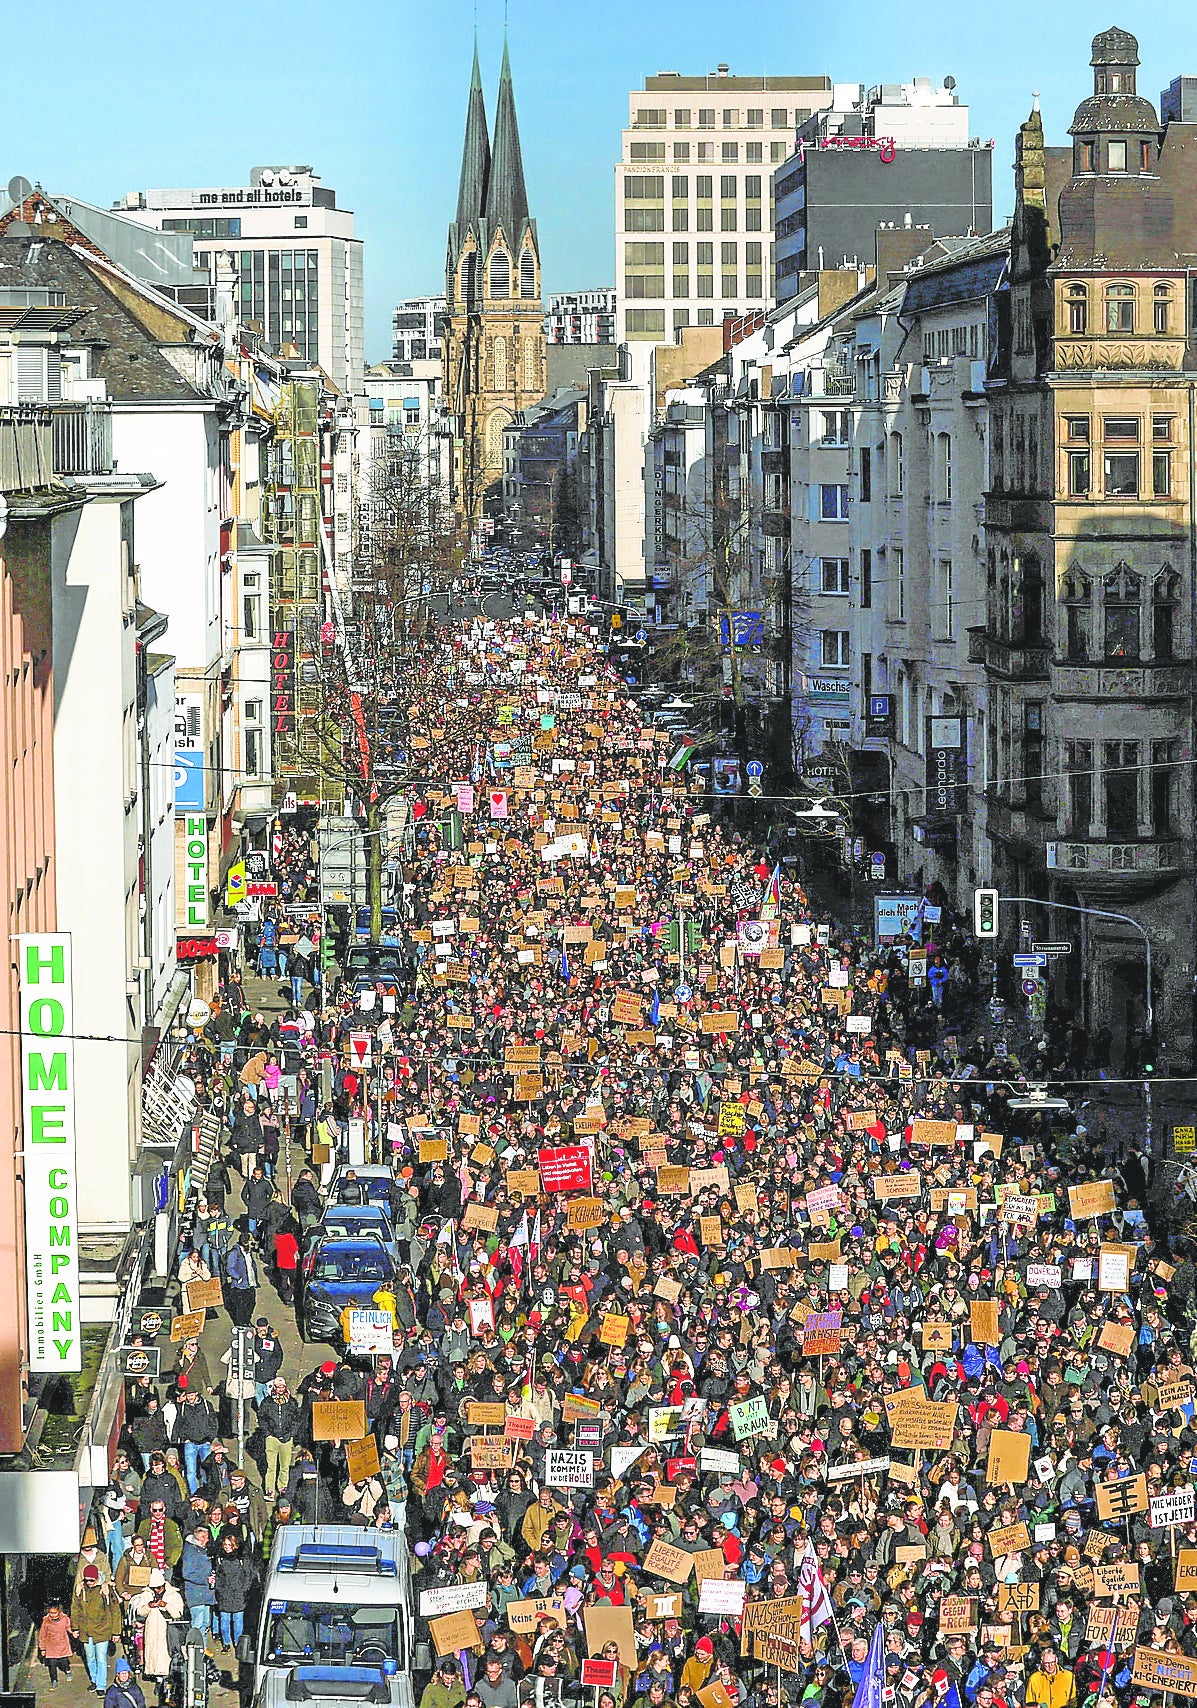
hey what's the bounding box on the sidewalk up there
[15,1114,312,1708]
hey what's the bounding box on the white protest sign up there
[699,1447,740,1474]
[698,1578,747,1615]
[347,1310,395,1356]
[420,1581,490,1616]
[544,1449,595,1489]
[1027,1264,1062,1289]
[1150,1488,1196,1530]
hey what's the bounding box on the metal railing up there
[52,402,112,477]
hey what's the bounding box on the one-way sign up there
[1032,942,1071,956]
[1012,952,1047,968]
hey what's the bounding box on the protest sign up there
[545,1449,595,1489]
[429,1611,481,1656]
[642,1538,693,1584]
[986,1430,1032,1488]
[311,1401,367,1442]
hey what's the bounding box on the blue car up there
[300,1234,394,1344]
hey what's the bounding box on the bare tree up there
[361,424,466,641]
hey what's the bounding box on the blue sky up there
[6,1,1196,359]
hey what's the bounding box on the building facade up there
[980,28,1197,1067]
[392,295,446,363]
[444,42,546,523]
[545,290,617,344]
[616,70,834,343]
[119,166,365,395]
[774,78,994,301]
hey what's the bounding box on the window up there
[630,141,666,162]
[1105,415,1140,441]
[1153,571,1179,659]
[890,431,904,495]
[626,242,665,267]
[696,175,713,200]
[722,142,739,162]
[1152,739,1179,834]
[1023,702,1044,807]
[821,410,849,445]
[1103,563,1141,659]
[624,273,664,298]
[293,215,307,230]
[1153,447,1172,496]
[720,175,737,200]
[937,432,953,501]
[1068,450,1091,496]
[672,175,689,201]
[747,108,763,128]
[722,109,736,128]
[721,206,738,232]
[772,142,787,161]
[1106,283,1135,333]
[1104,740,1140,836]
[934,559,955,639]
[625,207,664,232]
[1154,284,1174,333]
[893,546,906,621]
[820,629,850,667]
[746,142,763,163]
[772,107,789,128]
[1065,284,1088,334]
[860,549,872,609]
[1062,569,1092,661]
[1065,415,1090,443]
[698,108,715,128]
[820,483,849,520]
[625,309,666,336]
[859,446,872,501]
[488,249,511,298]
[520,250,536,297]
[673,142,690,162]
[624,176,664,199]
[1066,740,1093,835]
[245,727,263,776]
[673,241,689,265]
[1017,556,1044,643]
[820,557,850,594]
[1080,139,1096,172]
[696,242,713,266]
[673,205,689,231]
[1103,419,1139,494]
[745,175,761,201]
[1108,139,1128,172]
[635,108,666,127]
[242,591,260,640]
[674,109,691,127]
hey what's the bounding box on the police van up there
[255,1526,414,1706]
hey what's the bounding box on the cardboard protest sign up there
[506,1597,567,1634]
[566,1197,607,1229]
[170,1311,206,1343]
[599,1313,630,1348]
[922,1321,954,1351]
[1069,1180,1117,1219]
[692,1548,727,1585]
[183,1278,223,1312]
[988,1521,1032,1556]
[801,1311,843,1356]
[997,1582,1039,1616]
[311,1401,367,1442]
[874,1172,922,1201]
[584,1605,637,1666]
[938,1597,978,1636]
[346,1435,381,1482]
[420,1136,449,1162]
[910,1118,957,1147]
[1094,1562,1140,1597]
[970,1300,1002,1346]
[888,1397,958,1452]
[462,1202,499,1233]
[1132,1649,1197,1700]
[1095,1475,1149,1521]
[1176,1550,1197,1593]
[1098,1321,1136,1358]
[986,1430,1032,1488]
[470,1437,515,1470]
[642,1538,694,1584]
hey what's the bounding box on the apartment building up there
[392,294,446,363]
[616,69,833,342]
[545,289,617,344]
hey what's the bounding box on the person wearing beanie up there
[71,1559,122,1694]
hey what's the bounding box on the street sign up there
[674,983,693,1004]
[1022,979,1040,997]
[871,851,885,867]
[748,782,761,798]
[1031,942,1072,956]
[1013,952,1047,968]
[349,1031,373,1067]
[746,760,763,778]
[634,627,647,642]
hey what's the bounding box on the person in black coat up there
[213,1535,256,1651]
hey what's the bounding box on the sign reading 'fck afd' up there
[20,936,81,1373]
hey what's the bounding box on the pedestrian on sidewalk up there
[223,1233,259,1328]
[36,1600,73,1685]
[70,1561,122,1694]
[104,1658,146,1708]
[259,1377,303,1498]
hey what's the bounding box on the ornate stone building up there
[982,27,1197,1067]
[444,40,545,523]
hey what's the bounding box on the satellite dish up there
[7,176,32,204]
[944,75,957,91]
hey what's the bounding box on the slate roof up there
[0,234,204,403]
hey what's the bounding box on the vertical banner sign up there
[183,815,209,928]
[271,625,296,739]
[925,716,967,818]
[20,935,80,1373]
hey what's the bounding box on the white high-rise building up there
[616,68,834,342]
[117,166,364,395]
[392,295,446,363]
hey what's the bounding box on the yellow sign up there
[1175,1126,1196,1155]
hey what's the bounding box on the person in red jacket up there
[273,1221,301,1306]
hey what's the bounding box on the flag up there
[649,987,660,1027]
[225,860,246,909]
[489,789,509,820]
[529,1208,542,1263]
[668,740,697,772]
[797,1539,833,1642]
[560,944,571,983]
[509,1212,530,1249]
[852,1620,886,1708]
[760,864,782,922]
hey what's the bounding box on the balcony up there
[1052,661,1190,701]
[967,628,1051,681]
[0,404,55,493]
[822,370,854,397]
[52,403,113,478]
[1047,836,1188,893]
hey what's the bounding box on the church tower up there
[444,39,545,525]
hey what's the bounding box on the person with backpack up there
[223,1234,259,1329]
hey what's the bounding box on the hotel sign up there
[20,935,80,1373]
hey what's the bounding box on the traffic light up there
[321,934,338,975]
[1142,1035,1156,1075]
[666,921,680,954]
[685,920,701,955]
[973,887,999,940]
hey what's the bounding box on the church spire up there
[455,36,491,232]
[485,36,530,242]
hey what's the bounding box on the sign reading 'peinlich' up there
[21,935,80,1373]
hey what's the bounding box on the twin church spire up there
[448,36,536,282]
